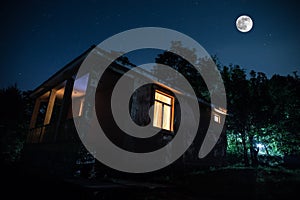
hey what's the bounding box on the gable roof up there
[30,45,96,98]
[29,45,227,115]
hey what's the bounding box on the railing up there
[27,118,80,144]
[27,124,56,144]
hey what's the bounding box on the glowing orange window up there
[153,90,174,131]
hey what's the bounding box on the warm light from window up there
[213,107,227,115]
[78,98,84,116]
[153,90,174,131]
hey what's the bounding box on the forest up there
[154,43,300,168]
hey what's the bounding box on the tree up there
[247,71,270,165]
[223,65,251,165]
[268,74,300,156]
[154,41,209,101]
[0,85,33,163]
[224,66,300,167]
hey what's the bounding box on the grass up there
[1,161,300,200]
[177,165,300,200]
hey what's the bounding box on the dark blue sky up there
[1,0,299,91]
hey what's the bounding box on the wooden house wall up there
[24,64,227,178]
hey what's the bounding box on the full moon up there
[236,15,253,32]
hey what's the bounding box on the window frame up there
[153,90,175,132]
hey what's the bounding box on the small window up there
[153,90,174,131]
[214,113,221,123]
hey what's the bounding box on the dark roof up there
[30,45,227,115]
[30,45,96,98]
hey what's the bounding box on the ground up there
[2,163,300,200]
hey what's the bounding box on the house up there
[23,45,227,177]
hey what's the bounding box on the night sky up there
[1,0,299,91]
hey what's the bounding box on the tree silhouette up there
[224,66,300,166]
[0,84,33,163]
[154,41,210,101]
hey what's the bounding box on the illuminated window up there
[153,90,174,131]
[214,113,221,123]
[69,73,89,118]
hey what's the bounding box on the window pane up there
[73,73,89,98]
[155,92,171,105]
[153,101,162,128]
[162,105,171,130]
[214,114,220,123]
